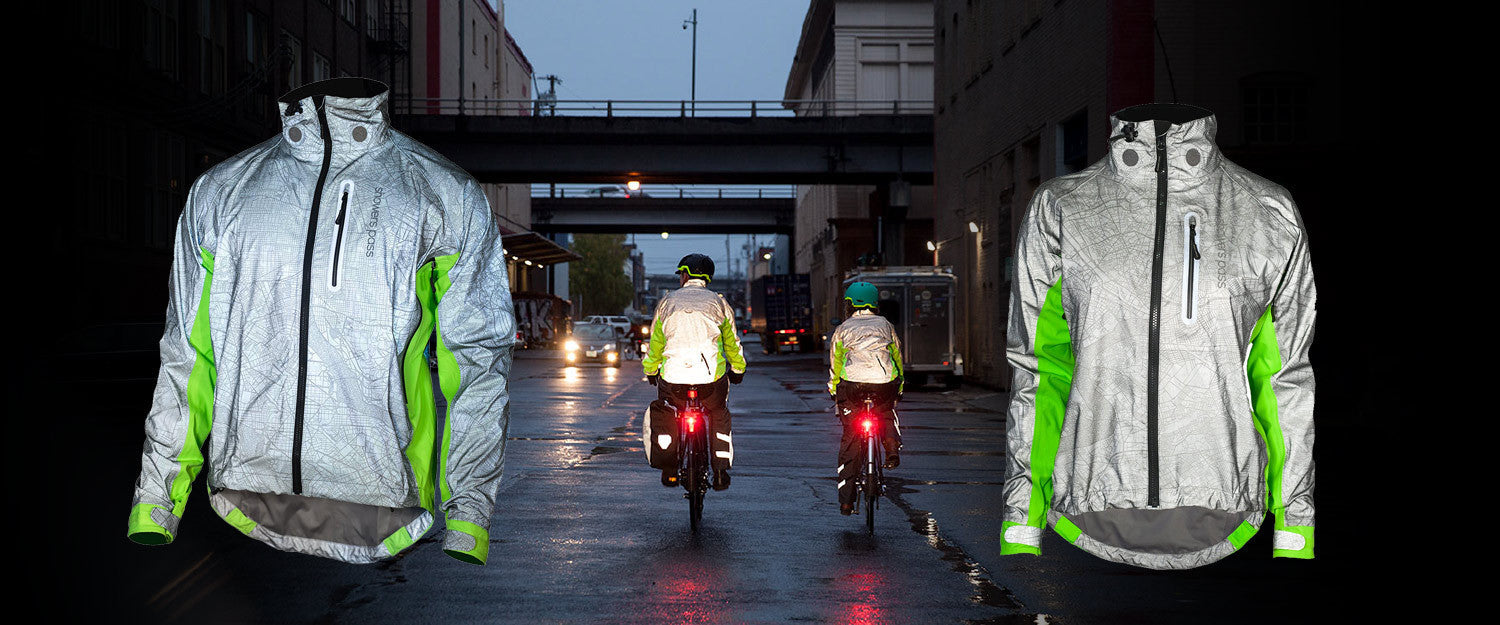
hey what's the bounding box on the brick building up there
[783,0,935,342]
[931,0,1374,389]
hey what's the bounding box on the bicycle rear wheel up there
[686,428,707,531]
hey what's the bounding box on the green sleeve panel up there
[1247,305,1316,559]
[1024,279,1075,528]
[828,339,848,395]
[443,518,490,565]
[888,341,904,390]
[719,317,746,375]
[402,260,442,512]
[171,247,218,518]
[127,503,175,545]
[429,253,462,505]
[641,315,666,376]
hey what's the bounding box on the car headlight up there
[565,340,579,351]
[603,343,615,350]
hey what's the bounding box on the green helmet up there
[844,282,879,309]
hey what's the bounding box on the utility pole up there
[682,9,698,117]
[534,74,561,116]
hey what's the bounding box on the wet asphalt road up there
[60,340,1360,623]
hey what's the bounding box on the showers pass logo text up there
[364,186,384,257]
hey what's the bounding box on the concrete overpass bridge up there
[392,99,933,186]
[530,195,795,234]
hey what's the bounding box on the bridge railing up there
[532,184,798,199]
[393,97,933,117]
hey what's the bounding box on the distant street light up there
[762,252,772,260]
[925,240,937,252]
[968,221,980,233]
[661,232,670,239]
[627,180,641,192]
[928,235,964,266]
[682,9,698,116]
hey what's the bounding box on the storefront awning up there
[501,231,581,267]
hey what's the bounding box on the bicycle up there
[676,386,713,531]
[853,397,885,532]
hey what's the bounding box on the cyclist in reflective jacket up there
[828,282,903,515]
[642,254,747,490]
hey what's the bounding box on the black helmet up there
[675,253,715,282]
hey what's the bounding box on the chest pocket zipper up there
[1182,212,1203,323]
[329,182,353,291]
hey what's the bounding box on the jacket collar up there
[682,278,708,288]
[852,309,876,317]
[276,78,392,162]
[1106,103,1220,180]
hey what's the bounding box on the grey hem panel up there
[217,488,426,546]
[1064,505,1255,554]
[210,491,434,564]
[1049,509,1262,570]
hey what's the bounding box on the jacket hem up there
[208,491,434,563]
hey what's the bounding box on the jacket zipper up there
[329,186,350,289]
[293,97,334,495]
[1146,127,1168,508]
[1182,213,1202,323]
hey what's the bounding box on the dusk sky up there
[505,1,809,275]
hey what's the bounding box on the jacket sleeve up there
[888,326,904,391]
[129,176,218,545]
[827,325,846,396]
[641,308,666,376]
[1000,187,1074,556]
[1247,199,1317,559]
[431,181,516,565]
[718,300,747,375]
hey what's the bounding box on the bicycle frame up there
[676,387,712,530]
[854,398,884,532]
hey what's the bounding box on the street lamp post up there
[683,9,698,117]
[927,223,980,266]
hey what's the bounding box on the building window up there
[199,0,226,95]
[484,34,490,67]
[142,0,180,79]
[281,32,303,91]
[313,52,332,83]
[857,40,934,113]
[366,0,381,35]
[1057,109,1088,174]
[341,0,357,25]
[1242,74,1310,145]
[80,0,121,48]
[245,10,268,66]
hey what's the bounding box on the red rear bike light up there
[687,389,698,399]
[861,418,874,434]
[686,414,697,433]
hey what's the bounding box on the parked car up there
[564,323,622,368]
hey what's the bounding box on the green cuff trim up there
[1000,543,1041,556]
[1273,525,1315,559]
[1226,520,1259,550]
[383,526,416,556]
[443,518,490,565]
[220,507,259,536]
[127,503,175,545]
[1053,515,1082,544]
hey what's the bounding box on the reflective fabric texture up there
[130,78,515,564]
[1002,104,1317,569]
[641,280,746,385]
[827,310,902,394]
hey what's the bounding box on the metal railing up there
[392,97,933,117]
[532,184,797,199]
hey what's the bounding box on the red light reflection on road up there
[836,571,890,625]
[641,559,728,624]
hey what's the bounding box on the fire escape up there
[367,0,412,109]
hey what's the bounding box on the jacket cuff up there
[1272,525,1314,559]
[127,502,178,545]
[442,518,490,565]
[1000,521,1042,555]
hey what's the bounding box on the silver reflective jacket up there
[827,309,904,394]
[128,78,515,564]
[641,279,747,385]
[1001,104,1316,569]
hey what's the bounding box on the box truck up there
[841,266,963,389]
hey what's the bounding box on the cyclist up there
[642,254,747,491]
[828,282,903,515]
